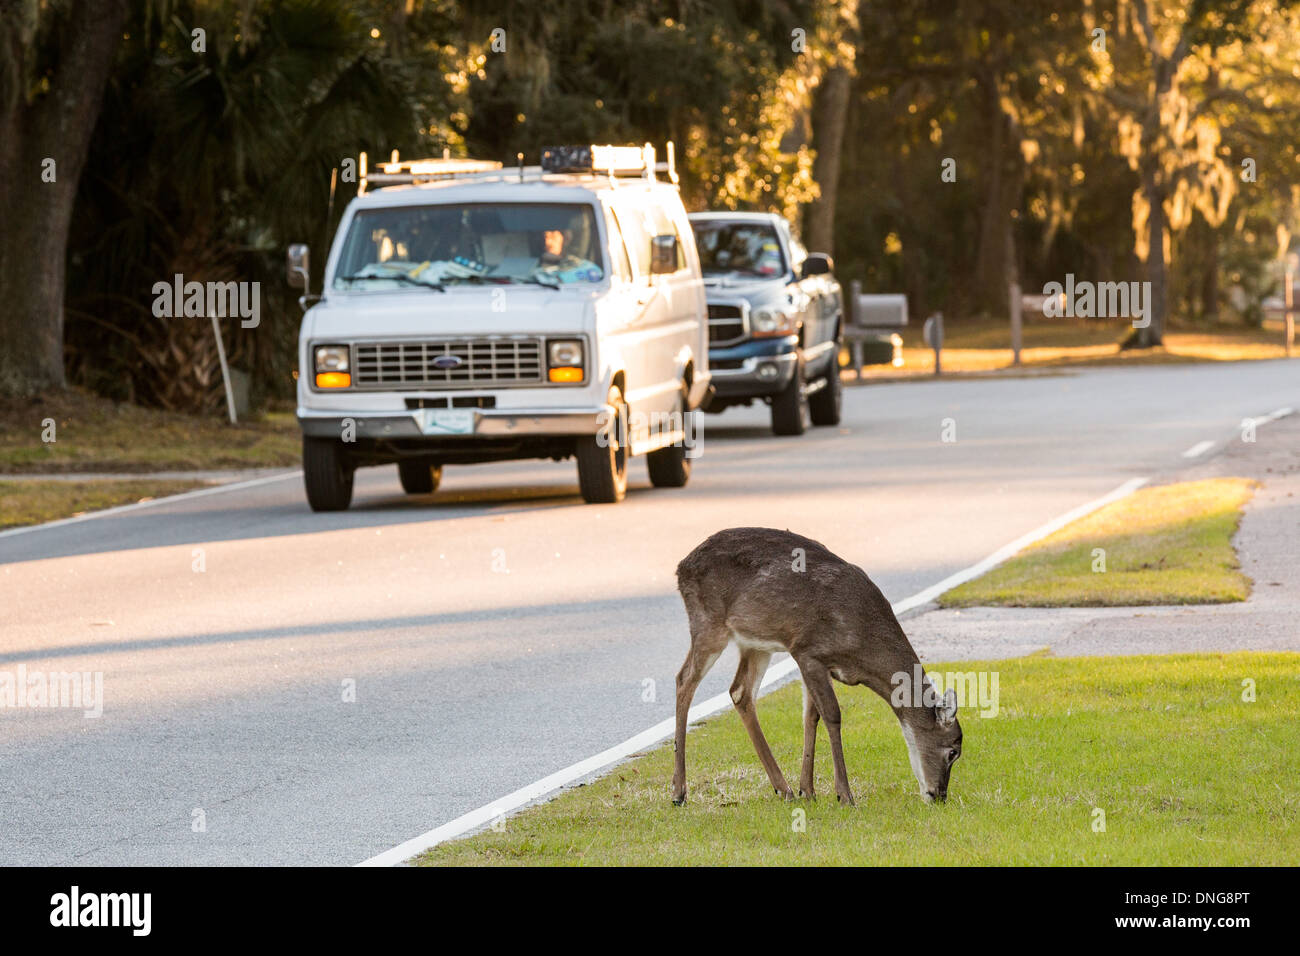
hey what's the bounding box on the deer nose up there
[925,789,947,803]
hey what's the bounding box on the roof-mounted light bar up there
[358,149,503,193]
[540,142,678,183]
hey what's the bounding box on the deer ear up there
[937,688,958,726]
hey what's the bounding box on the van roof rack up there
[359,149,503,194]
[355,141,679,193]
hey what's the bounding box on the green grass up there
[0,388,300,473]
[415,652,1299,865]
[940,478,1256,607]
[0,479,211,528]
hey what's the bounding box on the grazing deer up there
[672,527,961,806]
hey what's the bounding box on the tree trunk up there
[0,0,127,396]
[1141,168,1167,347]
[974,72,1007,316]
[805,64,852,255]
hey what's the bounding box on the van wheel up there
[303,437,355,511]
[770,357,809,436]
[398,459,442,495]
[809,351,843,426]
[576,385,629,503]
[647,396,692,488]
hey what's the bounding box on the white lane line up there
[356,474,1149,867]
[0,471,302,541]
[1181,440,1215,459]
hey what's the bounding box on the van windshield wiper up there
[337,271,447,292]
[513,273,561,289]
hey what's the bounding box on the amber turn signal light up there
[315,371,351,388]
[548,367,583,383]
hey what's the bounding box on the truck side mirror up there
[801,253,833,278]
[650,234,678,275]
[287,244,310,290]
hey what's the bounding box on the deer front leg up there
[799,680,820,798]
[731,650,794,800]
[672,645,720,805]
[798,659,854,806]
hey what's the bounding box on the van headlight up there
[314,345,351,388]
[547,339,585,383]
[751,308,797,337]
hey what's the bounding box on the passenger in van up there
[534,227,603,283]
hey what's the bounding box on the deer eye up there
[946,749,959,765]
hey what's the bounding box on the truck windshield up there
[691,220,786,277]
[332,202,606,290]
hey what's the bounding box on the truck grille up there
[353,338,544,389]
[707,304,747,347]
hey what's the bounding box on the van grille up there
[707,304,747,347]
[353,338,544,389]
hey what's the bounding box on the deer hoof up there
[672,794,686,806]
[798,788,815,799]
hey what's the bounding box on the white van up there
[287,144,710,509]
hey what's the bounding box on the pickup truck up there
[687,212,842,435]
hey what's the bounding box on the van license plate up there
[420,409,476,435]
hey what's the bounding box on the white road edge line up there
[0,471,302,540]
[356,473,1150,867]
[1254,406,1294,426]
[1181,440,1215,459]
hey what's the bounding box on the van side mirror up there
[801,253,833,278]
[287,244,310,290]
[650,234,678,275]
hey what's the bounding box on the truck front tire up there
[809,349,843,426]
[770,357,810,436]
[303,437,355,511]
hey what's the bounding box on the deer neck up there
[860,655,936,730]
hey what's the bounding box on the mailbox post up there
[923,312,944,376]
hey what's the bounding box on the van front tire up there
[647,397,692,488]
[398,459,442,495]
[303,437,355,511]
[576,386,629,503]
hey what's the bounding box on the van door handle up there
[636,287,655,306]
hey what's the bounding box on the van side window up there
[604,207,633,282]
[612,205,650,279]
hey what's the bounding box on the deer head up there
[901,687,962,802]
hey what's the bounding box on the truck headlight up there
[751,308,797,337]
[547,339,585,383]
[314,345,351,388]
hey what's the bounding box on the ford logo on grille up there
[431,355,464,370]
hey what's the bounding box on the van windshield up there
[332,202,606,290]
[691,220,786,277]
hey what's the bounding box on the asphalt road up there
[2,360,1296,865]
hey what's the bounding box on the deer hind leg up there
[731,649,795,800]
[799,681,820,798]
[672,618,726,805]
[798,658,855,806]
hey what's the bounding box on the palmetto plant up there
[66,0,446,411]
